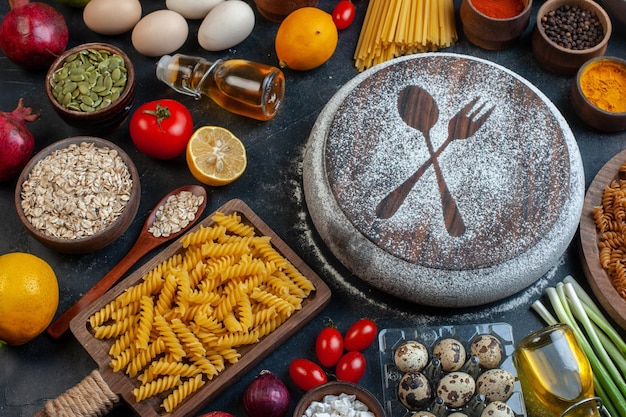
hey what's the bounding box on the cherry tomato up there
[315,327,344,367]
[129,99,193,160]
[344,318,377,351]
[332,0,356,30]
[336,351,366,383]
[289,359,327,391]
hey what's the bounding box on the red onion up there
[0,98,39,182]
[244,370,290,417]
[0,0,69,70]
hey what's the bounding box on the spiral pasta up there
[161,374,205,413]
[594,167,626,300]
[87,210,316,412]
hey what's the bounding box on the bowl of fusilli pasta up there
[579,148,626,331]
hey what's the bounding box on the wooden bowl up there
[571,56,626,132]
[252,0,318,21]
[460,0,533,50]
[293,381,385,417]
[532,0,611,75]
[45,43,136,132]
[15,137,141,254]
[579,148,626,331]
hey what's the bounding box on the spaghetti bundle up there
[354,0,457,71]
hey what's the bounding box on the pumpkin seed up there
[49,48,128,113]
[77,82,90,95]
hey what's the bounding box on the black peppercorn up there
[540,5,604,50]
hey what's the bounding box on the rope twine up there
[35,370,119,417]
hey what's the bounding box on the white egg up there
[83,0,142,36]
[166,0,224,19]
[198,0,255,52]
[132,10,189,57]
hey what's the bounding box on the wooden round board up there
[579,149,626,331]
[303,53,584,307]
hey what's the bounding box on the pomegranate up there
[0,99,39,182]
[0,0,69,70]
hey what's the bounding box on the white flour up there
[290,145,557,324]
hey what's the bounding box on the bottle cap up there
[156,55,173,82]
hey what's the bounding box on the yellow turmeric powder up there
[579,59,626,113]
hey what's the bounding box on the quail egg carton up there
[378,322,526,417]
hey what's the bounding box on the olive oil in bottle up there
[514,324,599,417]
[156,54,285,121]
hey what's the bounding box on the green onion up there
[531,276,626,417]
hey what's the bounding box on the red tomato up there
[315,327,344,367]
[344,319,377,351]
[332,0,356,30]
[289,359,327,391]
[129,99,193,160]
[336,351,366,383]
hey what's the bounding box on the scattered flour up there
[301,53,585,308]
[290,144,561,322]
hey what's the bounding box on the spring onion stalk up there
[561,283,626,397]
[531,298,620,416]
[553,284,625,416]
[563,275,626,354]
[589,320,626,376]
[532,295,622,417]
[533,281,626,416]
[531,299,558,325]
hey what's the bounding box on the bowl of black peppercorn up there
[532,0,612,75]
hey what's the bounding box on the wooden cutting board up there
[303,53,584,307]
[71,199,331,417]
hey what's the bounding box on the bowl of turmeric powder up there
[532,0,612,75]
[572,56,626,132]
[459,0,533,50]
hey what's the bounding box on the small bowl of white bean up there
[294,381,385,417]
[14,136,141,254]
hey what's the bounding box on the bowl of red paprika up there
[571,56,626,132]
[460,0,532,50]
[531,0,611,75]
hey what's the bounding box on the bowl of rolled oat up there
[14,136,141,254]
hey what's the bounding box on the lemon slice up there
[186,126,247,186]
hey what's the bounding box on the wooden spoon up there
[46,184,208,340]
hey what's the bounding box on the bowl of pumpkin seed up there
[45,42,136,131]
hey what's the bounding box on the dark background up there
[1,0,625,416]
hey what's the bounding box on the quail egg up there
[481,401,515,417]
[398,371,433,410]
[413,413,437,417]
[476,368,515,403]
[436,371,475,408]
[394,340,429,373]
[471,334,504,369]
[433,338,467,372]
[448,413,469,417]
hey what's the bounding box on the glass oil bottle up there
[156,54,285,121]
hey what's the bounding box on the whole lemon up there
[0,252,59,346]
[275,7,338,71]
